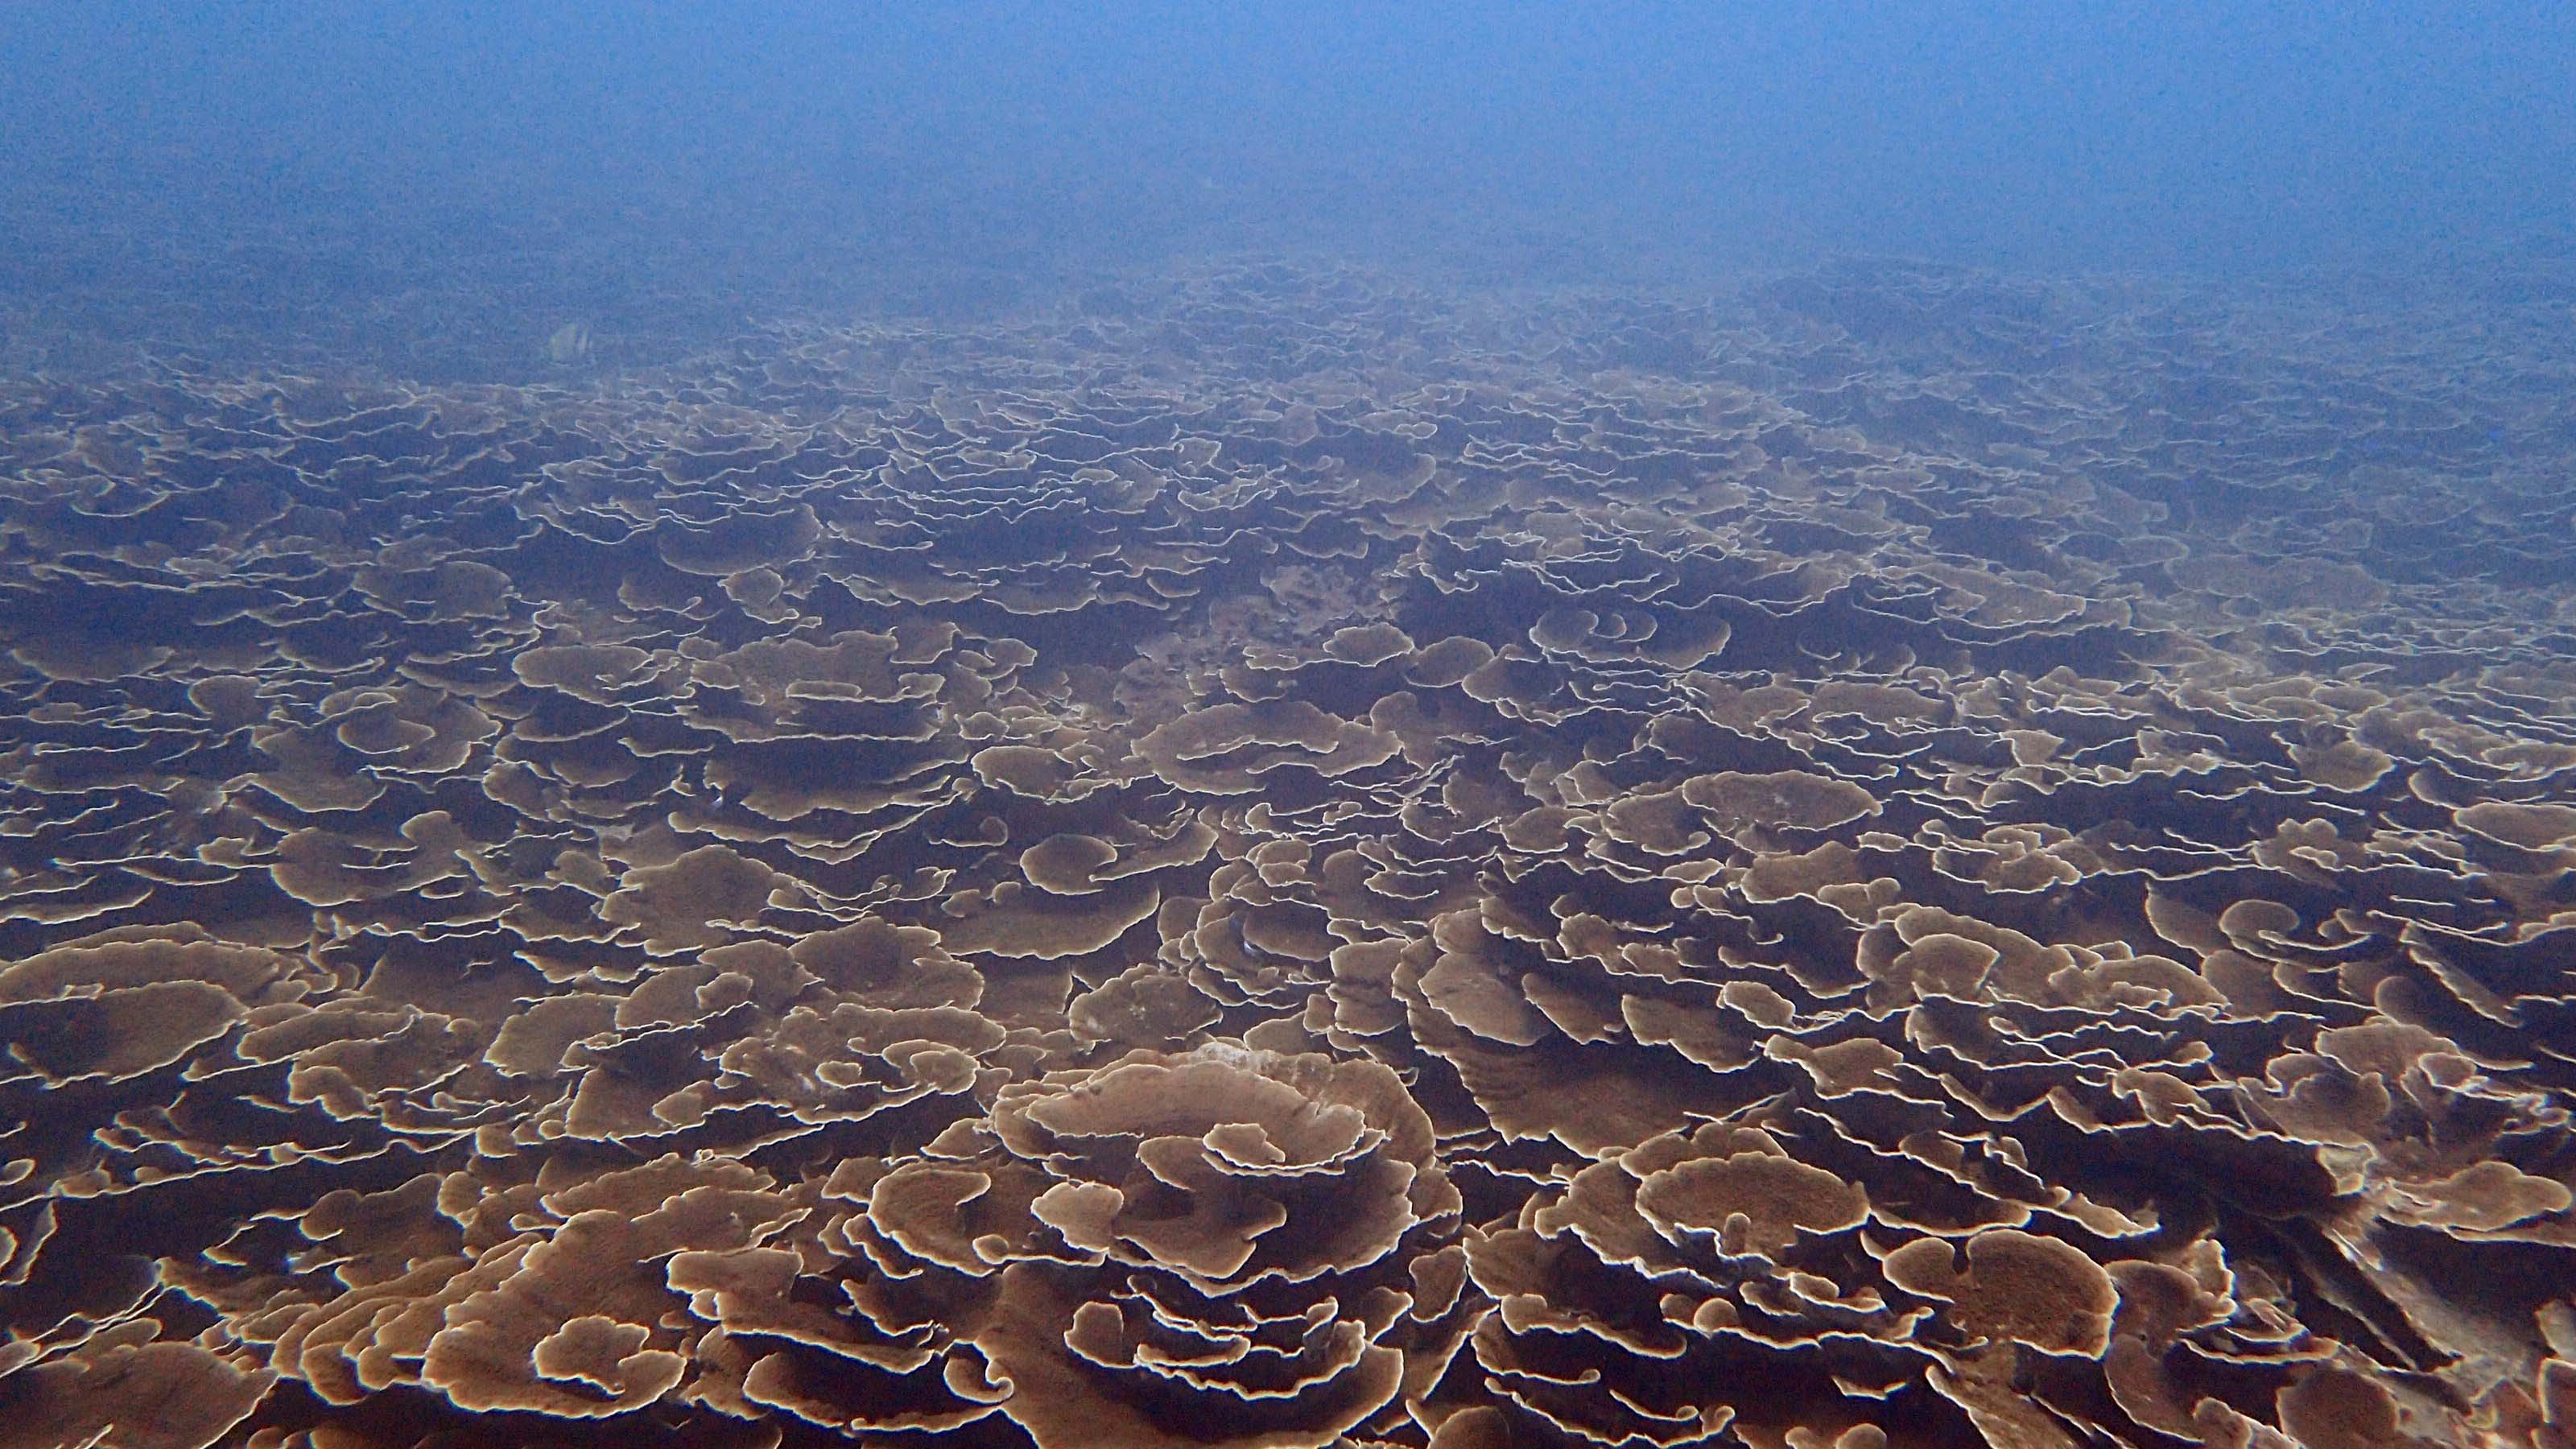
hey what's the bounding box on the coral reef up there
[2,258,2574,1447]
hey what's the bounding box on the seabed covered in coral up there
[3,258,2575,1449]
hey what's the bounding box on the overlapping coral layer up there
[4,262,2575,1449]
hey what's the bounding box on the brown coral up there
[4,257,2574,1448]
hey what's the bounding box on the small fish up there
[547,320,592,363]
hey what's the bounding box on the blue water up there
[6,2,2571,320]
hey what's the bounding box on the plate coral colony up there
[3,262,2574,1449]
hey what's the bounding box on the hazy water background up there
[6,2,2573,373]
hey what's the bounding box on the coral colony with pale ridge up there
[2,258,2576,1449]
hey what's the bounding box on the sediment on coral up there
[2,257,2574,1448]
